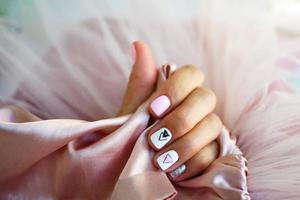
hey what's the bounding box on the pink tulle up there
[0,1,300,199]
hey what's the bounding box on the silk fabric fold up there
[0,67,248,200]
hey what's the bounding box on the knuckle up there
[183,64,204,82]
[198,155,211,168]
[202,88,217,105]
[202,152,215,168]
[167,113,190,135]
[182,138,199,157]
[210,141,219,156]
[197,142,219,166]
[193,87,203,95]
[206,143,219,162]
[183,64,198,72]
[206,113,223,132]
[193,87,217,109]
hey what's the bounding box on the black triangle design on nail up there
[158,129,170,141]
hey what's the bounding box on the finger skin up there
[153,113,222,172]
[148,65,204,118]
[169,141,219,182]
[118,41,157,116]
[148,87,217,151]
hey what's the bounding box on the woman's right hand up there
[118,41,222,182]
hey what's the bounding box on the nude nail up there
[150,95,171,116]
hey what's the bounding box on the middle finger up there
[148,87,216,151]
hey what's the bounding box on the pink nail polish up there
[150,95,171,116]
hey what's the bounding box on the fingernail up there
[169,164,186,178]
[150,128,172,149]
[157,150,179,170]
[162,64,177,78]
[131,43,136,63]
[150,95,171,116]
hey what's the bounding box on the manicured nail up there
[150,95,171,116]
[162,64,177,78]
[150,128,172,149]
[169,164,186,178]
[157,150,179,170]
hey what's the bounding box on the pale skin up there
[118,41,222,182]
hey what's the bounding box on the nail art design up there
[150,95,171,116]
[150,128,172,149]
[169,164,186,178]
[157,150,179,170]
[162,64,177,78]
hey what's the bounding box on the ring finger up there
[168,141,219,182]
[153,113,222,172]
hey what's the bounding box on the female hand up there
[118,41,222,182]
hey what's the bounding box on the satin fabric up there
[0,67,248,200]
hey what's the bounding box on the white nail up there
[157,150,179,170]
[169,164,186,178]
[150,128,172,149]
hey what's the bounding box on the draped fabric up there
[0,67,248,199]
[0,1,300,199]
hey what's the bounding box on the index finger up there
[148,65,204,118]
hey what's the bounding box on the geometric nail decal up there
[150,128,172,149]
[157,150,179,170]
[163,153,174,163]
[159,129,171,141]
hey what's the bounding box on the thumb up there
[118,41,158,115]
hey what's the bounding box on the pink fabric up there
[0,68,249,200]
